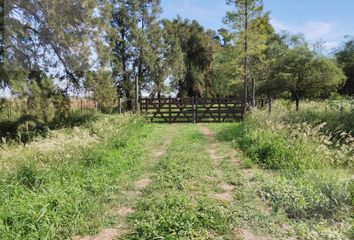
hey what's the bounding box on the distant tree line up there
[0,0,353,125]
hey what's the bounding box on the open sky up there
[161,0,354,50]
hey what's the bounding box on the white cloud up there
[270,18,344,50]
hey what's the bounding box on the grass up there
[126,125,235,239]
[1,100,353,239]
[0,114,161,239]
[211,101,353,239]
[271,99,354,138]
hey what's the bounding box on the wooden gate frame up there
[140,97,245,123]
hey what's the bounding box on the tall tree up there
[111,0,164,108]
[224,0,269,104]
[335,36,354,96]
[0,0,104,121]
[164,18,217,97]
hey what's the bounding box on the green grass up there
[0,114,160,239]
[271,99,354,138]
[126,125,235,239]
[1,103,352,239]
[211,103,353,239]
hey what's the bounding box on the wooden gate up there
[140,97,244,123]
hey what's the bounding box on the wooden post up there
[80,98,83,116]
[135,76,140,113]
[8,105,11,119]
[192,97,196,124]
[118,98,122,114]
[251,78,256,107]
[268,97,273,114]
[218,97,221,122]
[169,96,172,124]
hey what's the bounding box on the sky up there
[161,0,354,50]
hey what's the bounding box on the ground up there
[73,123,301,240]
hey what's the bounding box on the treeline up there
[0,0,353,121]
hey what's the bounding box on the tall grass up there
[0,114,150,239]
[272,99,354,138]
[217,101,353,228]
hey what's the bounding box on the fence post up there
[8,105,11,119]
[218,97,221,122]
[119,98,122,114]
[169,96,172,124]
[80,98,83,116]
[268,97,273,114]
[192,97,196,124]
[135,76,140,114]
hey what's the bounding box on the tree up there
[11,71,69,123]
[224,0,269,104]
[111,0,164,108]
[86,71,117,113]
[261,34,346,110]
[164,18,217,97]
[2,0,103,88]
[335,36,354,96]
[111,0,137,109]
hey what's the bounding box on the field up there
[0,101,353,240]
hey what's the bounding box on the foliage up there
[259,34,346,109]
[223,0,273,101]
[335,36,354,96]
[86,70,117,113]
[163,18,218,97]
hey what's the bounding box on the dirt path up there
[74,124,277,240]
[199,125,272,240]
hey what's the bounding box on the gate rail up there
[140,97,245,123]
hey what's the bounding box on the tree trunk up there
[126,90,133,111]
[295,98,300,111]
[251,77,255,107]
[243,0,249,105]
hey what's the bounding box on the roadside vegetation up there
[213,100,353,239]
[0,114,155,239]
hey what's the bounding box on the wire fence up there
[0,98,139,121]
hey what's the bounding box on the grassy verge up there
[213,107,353,239]
[269,99,354,138]
[0,114,160,239]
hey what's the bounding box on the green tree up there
[11,71,69,123]
[111,0,165,107]
[164,18,217,97]
[335,36,354,96]
[2,0,103,87]
[224,0,270,104]
[261,34,346,110]
[86,71,117,113]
